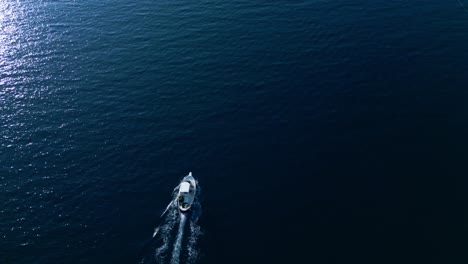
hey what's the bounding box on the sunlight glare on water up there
[0,1,23,63]
[0,0,31,104]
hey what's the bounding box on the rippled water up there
[1,0,467,263]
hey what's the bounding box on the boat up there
[177,172,197,212]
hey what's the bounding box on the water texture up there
[1,0,467,263]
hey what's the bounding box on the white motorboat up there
[177,172,197,212]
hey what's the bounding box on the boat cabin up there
[178,181,194,210]
[180,182,191,193]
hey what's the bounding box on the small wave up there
[152,227,159,238]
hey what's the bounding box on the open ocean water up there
[1,0,467,263]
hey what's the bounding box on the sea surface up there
[1,0,467,263]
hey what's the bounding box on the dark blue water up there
[1,0,467,263]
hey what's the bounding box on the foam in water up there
[187,219,202,264]
[187,197,202,264]
[154,202,179,263]
[170,213,187,264]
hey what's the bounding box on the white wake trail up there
[154,201,178,263]
[170,213,187,264]
[161,199,175,218]
[187,220,202,264]
[186,197,202,264]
